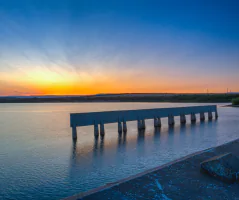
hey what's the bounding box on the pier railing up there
[70,105,218,140]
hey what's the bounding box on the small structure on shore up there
[70,105,218,140]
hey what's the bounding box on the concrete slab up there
[201,153,239,183]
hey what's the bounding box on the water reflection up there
[71,120,218,158]
[99,136,104,155]
[137,129,145,143]
[168,126,175,134]
[69,119,219,179]
[154,127,161,138]
[72,139,77,161]
[118,132,127,148]
[93,136,99,151]
[180,124,186,131]
[93,135,105,157]
[69,140,78,178]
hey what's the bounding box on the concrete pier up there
[70,105,218,139]
[200,112,205,121]
[154,117,158,127]
[138,119,146,130]
[123,120,127,132]
[191,113,196,123]
[208,111,213,120]
[168,115,175,126]
[154,117,161,127]
[157,117,162,127]
[100,122,105,136]
[137,120,142,130]
[180,114,186,124]
[142,119,146,129]
[215,110,218,119]
[94,123,99,137]
[72,126,77,140]
[118,121,122,133]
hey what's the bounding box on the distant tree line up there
[0,94,238,103]
[232,97,239,105]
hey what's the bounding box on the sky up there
[0,0,239,96]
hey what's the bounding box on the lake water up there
[0,103,239,200]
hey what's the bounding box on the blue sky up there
[0,0,239,95]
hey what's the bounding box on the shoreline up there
[0,94,238,104]
[0,101,233,104]
[64,138,239,200]
[222,104,239,107]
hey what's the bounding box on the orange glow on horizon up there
[0,67,238,96]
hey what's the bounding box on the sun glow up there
[1,65,238,96]
[0,66,115,95]
[22,67,94,85]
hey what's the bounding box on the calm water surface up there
[0,103,239,200]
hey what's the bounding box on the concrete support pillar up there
[94,123,99,137]
[72,126,77,140]
[100,122,105,136]
[215,109,218,119]
[137,119,145,130]
[200,112,205,121]
[142,119,146,129]
[168,115,175,126]
[154,117,158,127]
[137,120,142,130]
[208,111,213,120]
[157,117,162,127]
[154,117,161,127]
[123,119,127,132]
[118,120,122,133]
[180,114,186,124]
[191,113,196,123]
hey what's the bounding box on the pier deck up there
[70,105,218,139]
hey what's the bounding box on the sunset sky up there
[0,0,239,96]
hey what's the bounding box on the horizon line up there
[1,92,239,98]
